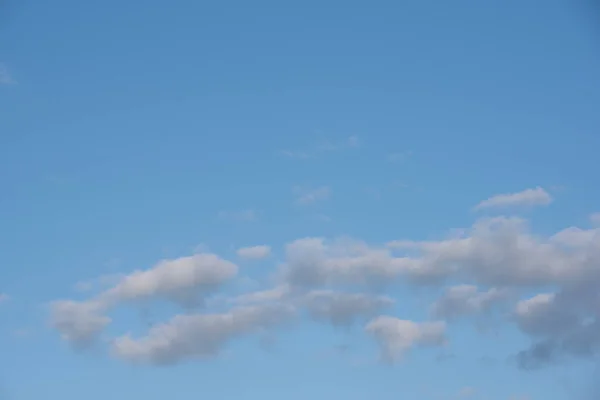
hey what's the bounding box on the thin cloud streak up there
[0,63,16,85]
[474,187,552,210]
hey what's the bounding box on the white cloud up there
[276,216,600,367]
[192,243,211,253]
[431,285,510,320]
[385,239,422,249]
[550,226,600,247]
[512,289,598,369]
[74,281,94,293]
[103,254,237,305]
[50,300,111,347]
[303,290,393,327]
[514,293,569,336]
[365,316,446,363]
[315,135,360,152]
[232,284,292,305]
[293,186,331,205]
[279,150,312,159]
[50,253,238,347]
[347,135,360,148]
[458,387,477,398]
[49,194,600,369]
[111,303,294,365]
[53,273,403,365]
[233,286,393,327]
[283,218,582,288]
[236,245,271,260]
[73,273,125,294]
[315,214,332,222]
[282,237,411,287]
[590,212,600,226]
[474,187,552,210]
[0,63,16,85]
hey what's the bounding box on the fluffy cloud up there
[277,216,600,366]
[105,283,395,365]
[231,284,291,305]
[0,63,16,85]
[285,217,600,288]
[103,254,236,304]
[514,293,573,337]
[233,286,392,327]
[431,285,510,320]
[50,253,238,347]
[112,303,294,365]
[49,188,600,369]
[50,300,111,347]
[365,316,446,362]
[590,212,600,226]
[458,387,477,398]
[315,135,360,151]
[507,225,600,367]
[474,187,552,210]
[303,290,393,326]
[514,287,600,368]
[282,237,412,287]
[237,245,271,260]
[292,186,331,205]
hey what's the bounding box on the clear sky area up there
[1,1,600,399]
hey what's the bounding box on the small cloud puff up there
[474,187,552,211]
[236,245,271,260]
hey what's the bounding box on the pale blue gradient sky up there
[1,1,600,400]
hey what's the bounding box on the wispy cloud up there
[387,151,412,163]
[0,63,16,85]
[280,135,359,160]
[315,214,332,223]
[0,293,9,303]
[279,150,312,159]
[192,243,211,253]
[73,273,126,293]
[237,245,271,260]
[217,209,258,222]
[457,387,477,398]
[74,281,94,293]
[13,329,31,338]
[293,186,331,205]
[347,135,359,148]
[46,207,600,367]
[315,135,359,152]
[474,187,552,211]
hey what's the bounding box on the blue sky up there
[1,1,600,399]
